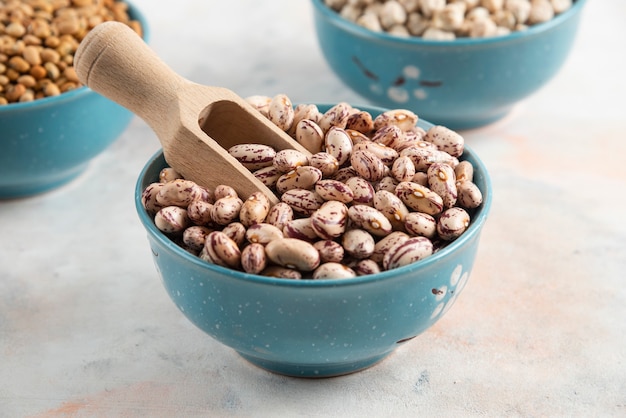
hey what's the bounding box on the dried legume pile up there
[324,0,573,40]
[142,95,484,280]
[0,0,142,105]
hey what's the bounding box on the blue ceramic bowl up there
[135,106,492,377]
[311,0,587,130]
[0,2,149,199]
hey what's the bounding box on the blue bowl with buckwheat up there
[0,1,148,199]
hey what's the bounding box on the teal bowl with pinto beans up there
[311,0,587,130]
[0,2,148,199]
[135,104,493,378]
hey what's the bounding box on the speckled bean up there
[310,200,349,240]
[454,160,474,183]
[228,143,277,171]
[347,205,393,237]
[313,240,345,263]
[399,145,439,171]
[352,141,399,165]
[424,125,465,157]
[404,211,437,238]
[273,149,310,173]
[437,207,470,240]
[295,119,325,154]
[315,179,355,203]
[393,138,431,153]
[214,185,238,200]
[200,231,241,268]
[373,189,410,231]
[289,104,322,137]
[183,226,213,251]
[342,229,376,259]
[375,176,399,193]
[159,167,182,183]
[292,103,322,127]
[253,165,282,188]
[346,176,376,206]
[456,180,483,209]
[395,181,444,215]
[353,259,382,276]
[313,262,357,279]
[193,185,214,203]
[156,179,201,207]
[309,152,340,178]
[350,150,387,182]
[373,108,418,131]
[333,166,359,183]
[345,110,375,133]
[267,94,295,132]
[318,102,354,132]
[282,218,319,242]
[239,191,271,227]
[245,95,272,117]
[211,196,244,225]
[371,231,410,263]
[281,189,325,216]
[275,165,323,194]
[261,266,303,280]
[346,129,373,146]
[187,199,214,226]
[245,223,284,245]
[383,236,434,270]
[221,222,247,247]
[371,125,405,150]
[154,206,189,234]
[141,182,165,215]
[241,243,267,274]
[427,163,458,208]
[411,171,429,187]
[265,238,321,271]
[325,126,353,166]
[391,155,417,183]
[265,202,294,231]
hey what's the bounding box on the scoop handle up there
[74,21,184,129]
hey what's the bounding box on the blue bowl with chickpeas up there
[311,0,587,129]
[0,1,148,199]
[135,102,493,377]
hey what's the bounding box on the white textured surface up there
[1,1,625,416]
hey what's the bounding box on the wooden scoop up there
[74,21,311,205]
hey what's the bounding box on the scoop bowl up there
[135,104,493,377]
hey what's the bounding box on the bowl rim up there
[0,0,150,112]
[135,105,493,289]
[310,0,587,47]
